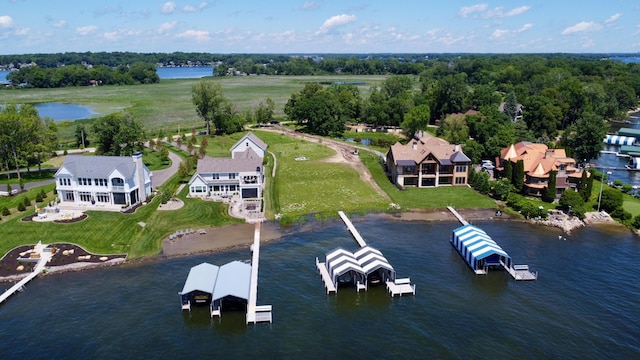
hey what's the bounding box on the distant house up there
[386,133,471,188]
[55,152,152,209]
[188,132,267,200]
[499,142,585,198]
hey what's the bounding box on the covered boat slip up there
[315,211,415,296]
[179,224,272,324]
[603,134,637,146]
[451,224,537,281]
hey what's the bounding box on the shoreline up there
[0,208,628,283]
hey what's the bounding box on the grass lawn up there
[0,184,243,260]
[0,170,55,186]
[0,75,388,145]
[0,184,56,213]
[252,130,389,222]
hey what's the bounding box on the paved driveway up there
[151,150,182,189]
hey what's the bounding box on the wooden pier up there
[246,222,272,324]
[386,278,416,296]
[338,211,367,247]
[447,206,468,225]
[0,242,53,304]
[315,257,337,294]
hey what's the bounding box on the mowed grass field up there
[0,75,388,143]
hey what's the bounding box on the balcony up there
[111,186,125,192]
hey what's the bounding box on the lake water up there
[0,217,638,359]
[156,66,213,79]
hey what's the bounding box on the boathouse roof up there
[325,248,365,284]
[353,246,394,276]
[180,262,219,295]
[452,224,511,271]
[212,260,251,302]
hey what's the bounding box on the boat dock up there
[315,257,337,294]
[329,211,415,296]
[0,242,53,304]
[338,210,367,247]
[246,222,272,324]
[448,207,538,281]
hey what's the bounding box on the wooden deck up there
[246,222,273,324]
[502,260,538,281]
[338,211,367,247]
[316,257,337,294]
[386,278,416,296]
[0,242,53,304]
[447,206,469,225]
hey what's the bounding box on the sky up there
[1,0,640,54]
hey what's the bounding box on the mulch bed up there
[121,202,143,214]
[20,213,89,223]
[0,243,126,280]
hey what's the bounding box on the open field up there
[0,75,388,144]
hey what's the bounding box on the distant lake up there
[156,66,213,79]
[609,56,640,64]
[0,70,9,83]
[35,103,98,121]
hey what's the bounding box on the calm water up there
[34,102,98,121]
[594,111,640,186]
[156,66,213,79]
[0,217,638,359]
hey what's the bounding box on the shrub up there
[39,188,47,199]
[23,196,30,207]
[1,207,9,216]
[35,193,43,203]
[17,202,26,212]
[621,184,633,194]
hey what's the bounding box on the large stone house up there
[499,142,585,198]
[188,132,267,200]
[386,133,471,188]
[55,152,152,209]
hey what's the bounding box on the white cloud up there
[158,21,176,34]
[458,4,487,18]
[605,13,622,25]
[184,2,208,12]
[318,14,357,33]
[0,15,14,28]
[490,29,509,39]
[561,21,602,35]
[176,29,210,42]
[103,31,119,41]
[484,5,531,19]
[516,23,533,33]
[161,2,176,14]
[76,25,98,36]
[14,27,28,36]
[53,20,67,29]
[301,1,319,10]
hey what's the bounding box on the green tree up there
[192,80,230,135]
[439,114,469,144]
[401,104,430,139]
[562,113,607,162]
[491,178,512,201]
[462,140,484,164]
[0,104,40,183]
[578,170,593,202]
[542,170,557,202]
[503,91,519,122]
[599,188,623,213]
[92,113,144,156]
[254,97,275,124]
[513,159,525,193]
[74,124,90,149]
[631,215,640,229]
[177,161,190,181]
[429,73,468,123]
[284,83,346,137]
[503,160,513,183]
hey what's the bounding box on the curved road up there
[151,150,182,189]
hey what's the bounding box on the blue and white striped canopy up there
[452,224,511,270]
[604,134,636,146]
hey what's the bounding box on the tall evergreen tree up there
[513,159,525,193]
[503,160,513,183]
[543,170,557,202]
[578,170,593,202]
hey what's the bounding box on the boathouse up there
[451,224,512,274]
[325,248,366,288]
[178,260,251,312]
[179,263,219,308]
[353,246,395,285]
[603,134,636,146]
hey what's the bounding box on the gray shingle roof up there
[232,132,267,152]
[197,148,262,173]
[59,155,137,178]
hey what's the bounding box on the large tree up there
[192,80,230,135]
[284,83,350,137]
[0,104,41,182]
[561,113,608,162]
[401,104,430,139]
[92,113,144,156]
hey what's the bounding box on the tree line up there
[6,62,159,88]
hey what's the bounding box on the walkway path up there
[0,242,53,304]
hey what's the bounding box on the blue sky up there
[1,0,639,54]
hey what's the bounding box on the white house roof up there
[211,260,251,302]
[180,263,219,295]
[196,148,262,173]
[231,132,268,152]
[55,155,139,179]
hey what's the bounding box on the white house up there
[55,152,152,208]
[188,132,267,200]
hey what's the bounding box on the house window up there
[213,185,220,192]
[403,166,415,174]
[96,193,110,203]
[456,165,467,173]
[79,192,92,202]
[455,177,466,184]
[229,173,236,179]
[212,174,219,180]
[65,178,70,186]
[229,185,237,191]
[58,178,63,185]
[65,192,74,201]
